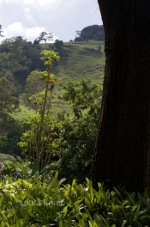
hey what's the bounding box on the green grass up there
[56,40,104,85]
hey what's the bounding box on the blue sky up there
[0,0,102,43]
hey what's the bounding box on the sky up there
[0,0,102,43]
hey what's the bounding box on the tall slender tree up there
[91,0,150,191]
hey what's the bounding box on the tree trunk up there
[91,0,150,191]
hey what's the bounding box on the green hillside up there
[44,40,105,113]
[0,38,105,117]
[20,40,105,115]
[56,41,104,84]
[0,37,104,89]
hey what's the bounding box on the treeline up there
[0,37,66,90]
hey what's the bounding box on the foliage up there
[53,40,63,50]
[23,70,44,106]
[55,80,102,183]
[0,36,104,102]
[0,77,21,156]
[20,77,102,181]
[0,36,43,87]
[18,50,61,171]
[0,153,17,163]
[0,77,19,117]
[0,172,150,226]
[2,159,31,180]
[0,117,24,156]
[19,115,60,170]
[53,39,64,57]
[25,70,44,97]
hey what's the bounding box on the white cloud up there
[37,0,59,6]
[0,22,59,43]
[6,22,24,35]
[0,0,61,6]
[24,26,47,40]
[1,22,46,42]
[0,0,102,42]
[24,7,35,22]
[22,0,36,4]
[0,0,34,5]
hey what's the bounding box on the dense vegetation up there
[0,36,104,89]
[0,166,150,226]
[0,36,104,158]
[17,50,102,183]
[0,35,150,225]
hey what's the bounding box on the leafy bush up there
[19,52,102,183]
[0,117,24,156]
[2,159,31,180]
[56,80,102,183]
[0,173,150,226]
[18,50,61,171]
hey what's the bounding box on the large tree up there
[91,0,150,191]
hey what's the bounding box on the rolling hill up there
[44,40,105,113]
[1,39,105,117]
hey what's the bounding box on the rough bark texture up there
[91,0,150,191]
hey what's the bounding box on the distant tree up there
[0,36,43,87]
[53,40,63,52]
[34,32,53,44]
[74,37,82,42]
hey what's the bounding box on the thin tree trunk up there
[36,69,51,164]
[91,0,150,191]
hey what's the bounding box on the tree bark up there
[91,0,150,191]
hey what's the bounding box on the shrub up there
[0,173,150,226]
[56,80,102,183]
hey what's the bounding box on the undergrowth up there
[0,165,150,226]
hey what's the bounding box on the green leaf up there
[31,159,39,176]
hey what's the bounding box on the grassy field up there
[56,40,104,85]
